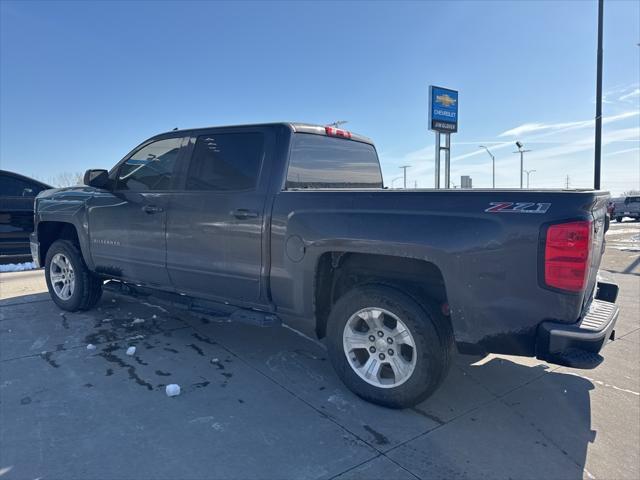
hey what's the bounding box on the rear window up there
[626,196,640,204]
[286,134,382,189]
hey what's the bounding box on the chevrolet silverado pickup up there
[31,123,619,408]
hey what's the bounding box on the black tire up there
[326,284,453,409]
[45,239,103,312]
[615,217,622,222]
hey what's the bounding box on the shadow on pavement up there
[462,357,595,480]
[0,291,50,307]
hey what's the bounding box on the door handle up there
[231,208,259,219]
[142,205,164,214]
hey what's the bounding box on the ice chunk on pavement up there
[166,384,181,397]
[152,314,157,319]
[126,346,136,356]
[132,318,145,324]
[86,344,96,351]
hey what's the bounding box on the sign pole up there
[444,133,451,189]
[435,133,441,188]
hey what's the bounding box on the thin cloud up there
[498,120,588,137]
[619,88,640,102]
[605,147,640,157]
[601,82,640,105]
[497,111,639,138]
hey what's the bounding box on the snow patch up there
[0,262,36,272]
[86,344,96,351]
[606,228,640,236]
[126,346,136,356]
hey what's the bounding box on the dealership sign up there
[429,86,458,133]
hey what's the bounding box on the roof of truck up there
[154,122,374,145]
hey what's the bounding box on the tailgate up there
[583,194,609,310]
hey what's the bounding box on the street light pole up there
[399,165,411,189]
[514,141,532,189]
[524,169,536,189]
[479,145,496,188]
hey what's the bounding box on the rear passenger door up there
[166,127,272,306]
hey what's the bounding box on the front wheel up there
[326,285,452,408]
[45,240,103,311]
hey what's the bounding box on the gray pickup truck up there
[611,195,640,222]
[31,123,619,408]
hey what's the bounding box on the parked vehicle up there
[0,170,51,256]
[30,123,619,408]
[611,195,640,222]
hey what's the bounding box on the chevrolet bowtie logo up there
[435,94,456,107]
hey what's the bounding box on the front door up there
[87,136,185,287]
[166,128,270,305]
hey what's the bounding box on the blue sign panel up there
[429,86,458,133]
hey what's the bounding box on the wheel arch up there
[313,252,451,340]
[37,221,82,266]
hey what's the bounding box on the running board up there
[103,281,281,328]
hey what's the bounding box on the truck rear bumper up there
[536,281,619,369]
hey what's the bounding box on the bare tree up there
[48,172,84,187]
[622,190,640,197]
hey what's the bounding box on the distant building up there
[461,175,472,189]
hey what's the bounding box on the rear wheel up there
[45,240,102,311]
[326,284,452,408]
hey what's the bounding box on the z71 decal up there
[485,202,551,214]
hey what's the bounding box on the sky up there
[1,0,638,194]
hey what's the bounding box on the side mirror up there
[83,169,110,189]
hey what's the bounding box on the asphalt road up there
[0,221,638,480]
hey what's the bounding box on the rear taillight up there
[544,220,592,292]
[325,126,352,139]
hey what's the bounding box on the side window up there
[0,174,44,197]
[117,137,183,191]
[185,132,264,191]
